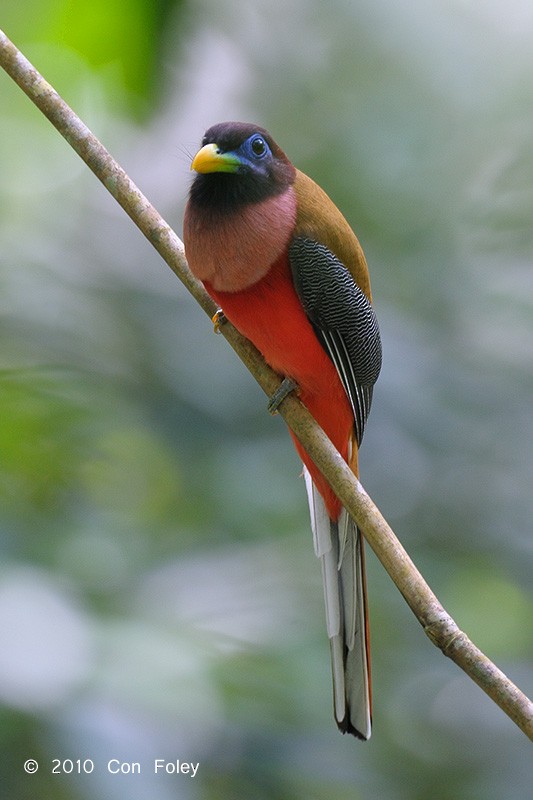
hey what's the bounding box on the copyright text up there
[25,758,200,777]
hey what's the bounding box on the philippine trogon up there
[183,122,382,740]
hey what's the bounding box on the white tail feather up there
[304,468,332,558]
[303,467,371,740]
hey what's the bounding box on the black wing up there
[289,235,382,444]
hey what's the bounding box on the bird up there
[183,122,382,739]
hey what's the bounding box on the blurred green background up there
[1,0,532,797]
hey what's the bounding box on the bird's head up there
[189,122,296,211]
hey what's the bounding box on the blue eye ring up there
[249,135,268,158]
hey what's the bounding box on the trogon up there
[183,122,382,740]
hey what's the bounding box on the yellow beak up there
[190,143,241,174]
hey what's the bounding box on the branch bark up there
[1,28,532,740]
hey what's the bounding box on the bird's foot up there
[267,377,299,414]
[211,309,227,334]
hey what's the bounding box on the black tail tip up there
[336,714,371,741]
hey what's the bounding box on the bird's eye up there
[250,136,267,157]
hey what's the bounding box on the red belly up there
[205,253,354,519]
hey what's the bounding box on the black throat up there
[189,170,288,215]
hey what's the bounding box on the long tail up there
[304,467,372,740]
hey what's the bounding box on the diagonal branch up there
[1,28,532,740]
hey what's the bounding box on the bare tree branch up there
[1,28,532,740]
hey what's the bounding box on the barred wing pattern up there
[288,236,381,444]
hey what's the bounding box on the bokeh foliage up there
[1,1,532,798]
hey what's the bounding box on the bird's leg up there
[267,377,299,414]
[211,308,227,334]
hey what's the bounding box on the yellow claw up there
[211,309,226,334]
